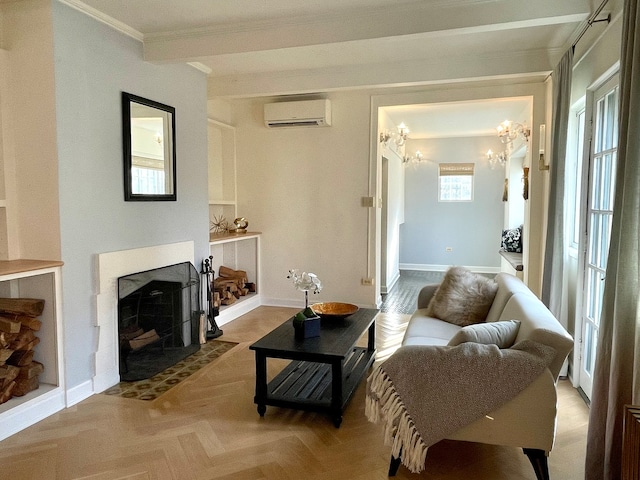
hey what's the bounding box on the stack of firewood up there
[0,298,45,404]
[213,266,256,307]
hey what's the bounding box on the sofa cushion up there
[402,311,462,346]
[447,320,521,349]
[426,267,498,327]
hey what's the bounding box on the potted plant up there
[288,269,322,338]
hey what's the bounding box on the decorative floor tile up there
[103,339,238,401]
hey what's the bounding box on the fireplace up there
[117,262,201,381]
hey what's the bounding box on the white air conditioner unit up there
[264,99,331,128]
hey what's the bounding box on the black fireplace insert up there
[118,262,201,381]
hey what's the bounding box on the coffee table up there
[249,308,377,427]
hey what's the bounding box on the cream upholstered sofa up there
[393,271,574,480]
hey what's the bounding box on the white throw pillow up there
[447,320,521,349]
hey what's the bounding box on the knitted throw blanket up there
[365,340,556,473]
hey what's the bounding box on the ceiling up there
[63,0,614,136]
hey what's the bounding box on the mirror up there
[122,92,176,201]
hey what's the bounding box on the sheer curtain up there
[586,0,640,478]
[541,49,573,322]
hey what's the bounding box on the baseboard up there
[381,270,400,295]
[399,263,501,274]
[68,380,95,406]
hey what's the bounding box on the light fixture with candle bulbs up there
[403,150,425,165]
[380,122,410,147]
[496,120,530,144]
[486,149,508,169]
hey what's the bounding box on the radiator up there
[623,405,640,480]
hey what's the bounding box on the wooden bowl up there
[311,302,359,319]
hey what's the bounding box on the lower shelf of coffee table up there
[264,346,375,412]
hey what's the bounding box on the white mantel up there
[93,241,195,393]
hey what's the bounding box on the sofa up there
[366,269,574,480]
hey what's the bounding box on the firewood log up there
[0,348,14,364]
[0,365,19,382]
[129,329,160,351]
[0,381,15,404]
[218,266,248,279]
[17,316,42,332]
[245,282,256,293]
[9,327,36,350]
[12,376,39,396]
[0,317,21,334]
[18,361,43,380]
[0,298,45,317]
[7,349,34,367]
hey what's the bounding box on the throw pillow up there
[447,320,521,349]
[501,225,523,253]
[425,266,498,327]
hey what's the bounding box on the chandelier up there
[496,120,530,144]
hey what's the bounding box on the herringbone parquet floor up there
[0,306,589,479]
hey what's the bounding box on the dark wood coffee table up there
[249,308,377,427]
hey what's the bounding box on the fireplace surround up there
[94,241,196,392]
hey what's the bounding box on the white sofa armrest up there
[416,284,439,309]
[446,369,558,453]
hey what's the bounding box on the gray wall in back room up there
[400,136,505,270]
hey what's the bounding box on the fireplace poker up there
[202,256,223,339]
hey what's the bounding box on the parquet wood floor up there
[0,307,589,479]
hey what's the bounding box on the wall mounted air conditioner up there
[264,99,331,128]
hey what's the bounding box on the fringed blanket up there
[365,340,556,473]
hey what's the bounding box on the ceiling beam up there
[207,48,556,98]
[144,0,589,63]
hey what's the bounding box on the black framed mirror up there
[122,92,176,201]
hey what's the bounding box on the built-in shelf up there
[210,231,261,245]
[208,119,261,325]
[209,232,261,326]
[0,259,65,441]
[0,200,6,207]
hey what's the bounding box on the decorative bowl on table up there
[310,302,359,319]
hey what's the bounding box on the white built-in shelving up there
[207,119,261,325]
[0,260,65,441]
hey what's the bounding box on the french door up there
[578,76,619,400]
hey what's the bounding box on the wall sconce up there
[486,149,508,169]
[538,124,549,170]
[380,122,409,147]
[496,120,531,144]
[403,150,425,165]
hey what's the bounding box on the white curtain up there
[541,48,573,322]
[586,0,640,478]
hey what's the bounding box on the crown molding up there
[57,0,143,42]
[187,62,212,74]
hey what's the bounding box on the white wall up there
[400,136,504,271]
[230,93,375,308]
[51,2,209,389]
[1,0,60,260]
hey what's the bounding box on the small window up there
[438,163,474,201]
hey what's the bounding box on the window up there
[438,163,474,201]
[568,107,586,250]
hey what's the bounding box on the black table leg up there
[254,353,267,417]
[331,360,344,428]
